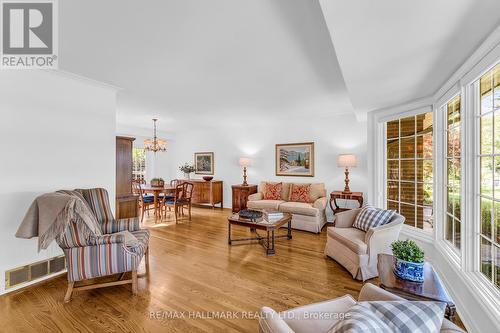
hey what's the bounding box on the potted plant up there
[150,178,165,187]
[179,163,196,179]
[391,239,425,282]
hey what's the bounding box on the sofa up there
[259,283,465,333]
[324,208,404,281]
[247,182,327,233]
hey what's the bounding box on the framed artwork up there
[275,142,314,177]
[194,152,214,175]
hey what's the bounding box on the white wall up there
[0,70,116,294]
[166,114,367,219]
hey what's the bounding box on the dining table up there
[141,184,176,222]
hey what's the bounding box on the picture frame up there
[275,142,314,177]
[194,152,214,175]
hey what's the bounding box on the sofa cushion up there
[260,182,291,201]
[289,184,311,203]
[259,307,295,333]
[353,205,396,231]
[327,227,367,254]
[309,183,326,202]
[329,303,391,333]
[248,200,285,211]
[280,201,319,217]
[264,182,283,200]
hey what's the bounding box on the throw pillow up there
[361,301,446,333]
[114,230,140,248]
[289,184,311,203]
[329,303,391,333]
[352,205,396,231]
[263,182,283,200]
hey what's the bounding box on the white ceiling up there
[59,0,353,131]
[319,0,500,119]
[58,0,500,130]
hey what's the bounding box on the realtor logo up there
[1,0,58,69]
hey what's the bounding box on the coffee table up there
[227,213,292,256]
[377,253,457,322]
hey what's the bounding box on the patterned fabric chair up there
[55,188,150,302]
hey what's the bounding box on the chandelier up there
[144,118,167,153]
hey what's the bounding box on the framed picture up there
[275,142,314,177]
[194,152,214,175]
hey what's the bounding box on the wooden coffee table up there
[377,253,457,322]
[227,213,292,256]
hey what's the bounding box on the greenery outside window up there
[478,62,500,289]
[445,95,462,250]
[386,112,433,231]
[133,148,146,181]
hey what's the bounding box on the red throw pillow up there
[263,182,283,200]
[289,184,311,203]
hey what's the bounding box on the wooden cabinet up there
[179,179,223,208]
[116,136,138,219]
[232,184,257,213]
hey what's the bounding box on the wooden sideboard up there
[231,184,257,213]
[116,136,139,219]
[179,179,223,208]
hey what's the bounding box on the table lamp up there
[337,154,357,194]
[239,157,251,186]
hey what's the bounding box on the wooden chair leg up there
[64,282,74,303]
[141,205,145,223]
[174,205,178,224]
[132,270,138,295]
[189,204,192,221]
[145,247,150,274]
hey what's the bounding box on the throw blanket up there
[15,191,100,251]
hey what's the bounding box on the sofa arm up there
[358,283,405,302]
[259,307,295,333]
[91,233,125,246]
[313,197,327,210]
[365,220,403,265]
[248,192,263,201]
[334,208,361,228]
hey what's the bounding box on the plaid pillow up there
[329,303,390,332]
[352,205,396,231]
[331,301,446,333]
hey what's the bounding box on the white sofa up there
[259,283,465,333]
[247,182,327,233]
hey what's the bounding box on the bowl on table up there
[203,176,214,181]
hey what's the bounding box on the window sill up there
[400,225,434,243]
[435,240,461,267]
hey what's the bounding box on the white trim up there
[45,69,122,91]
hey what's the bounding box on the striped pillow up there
[352,205,395,231]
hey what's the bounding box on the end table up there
[330,191,363,214]
[231,184,258,213]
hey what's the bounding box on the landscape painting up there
[275,142,314,177]
[194,152,214,174]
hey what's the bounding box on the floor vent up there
[5,255,66,289]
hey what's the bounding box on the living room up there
[1,1,500,332]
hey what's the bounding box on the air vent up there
[5,255,66,289]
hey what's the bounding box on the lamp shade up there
[239,157,251,167]
[337,154,357,167]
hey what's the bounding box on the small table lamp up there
[239,157,251,186]
[337,154,357,194]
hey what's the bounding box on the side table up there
[377,253,457,322]
[330,191,363,214]
[231,184,258,213]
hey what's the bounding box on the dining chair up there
[135,183,158,223]
[163,182,193,223]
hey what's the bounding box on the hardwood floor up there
[0,208,368,333]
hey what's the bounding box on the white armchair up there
[324,208,404,281]
[259,283,465,333]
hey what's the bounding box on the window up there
[386,112,433,231]
[478,62,500,289]
[132,148,146,181]
[445,96,462,249]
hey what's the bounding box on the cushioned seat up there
[279,201,318,217]
[247,199,285,210]
[327,227,367,254]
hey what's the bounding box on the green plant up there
[151,178,164,182]
[391,239,425,263]
[179,163,195,174]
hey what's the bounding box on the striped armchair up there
[56,188,150,302]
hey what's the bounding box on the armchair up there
[56,188,150,302]
[324,208,404,281]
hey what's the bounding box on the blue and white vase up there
[393,258,424,282]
